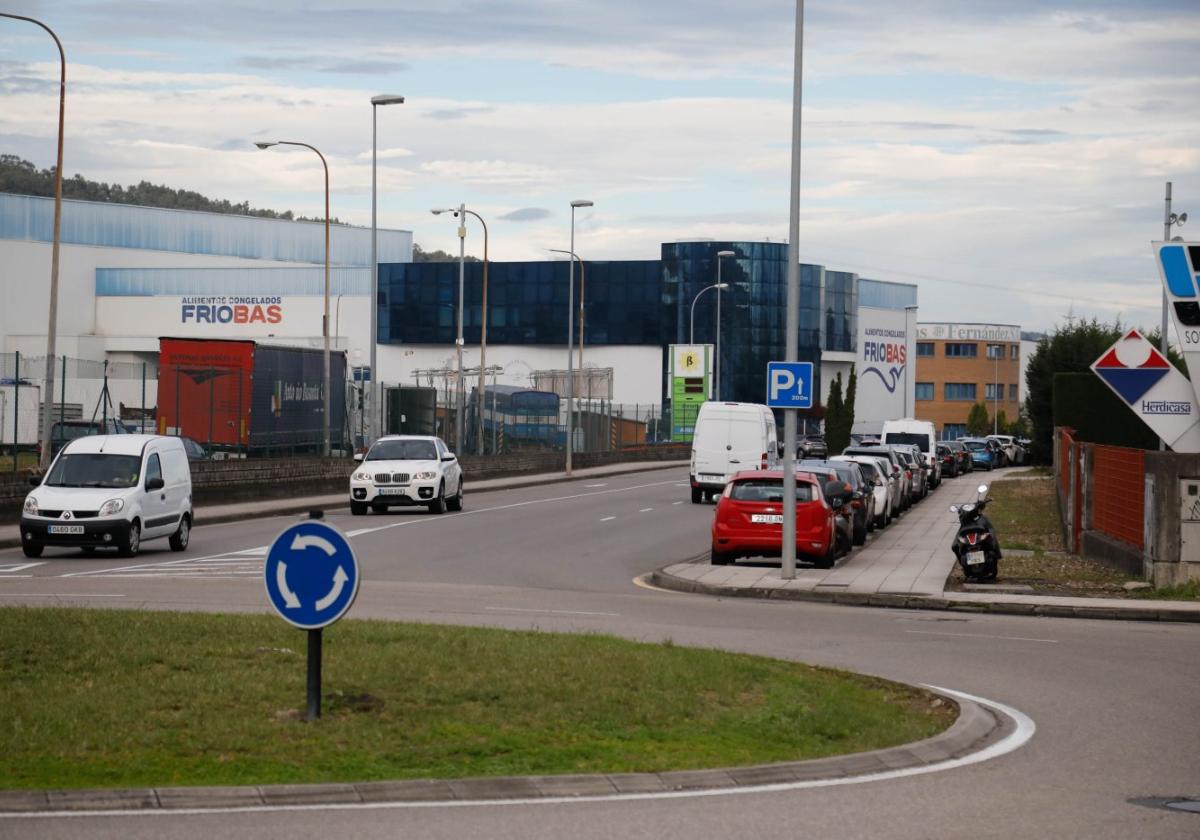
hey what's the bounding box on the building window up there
[1010,345,1019,360]
[986,344,1004,360]
[945,343,978,358]
[915,382,934,400]
[943,423,967,440]
[916,342,934,357]
[944,382,977,400]
[1009,384,1019,401]
[985,383,1002,401]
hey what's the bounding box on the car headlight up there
[352,471,373,482]
[23,496,37,516]
[414,471,437,481]
[99,498,124,517]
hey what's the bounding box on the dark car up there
[800,460,873,546]
[47,418,125,457]
[798,435,828,458]
[179,437,209,461]
[940,439,972,474]
[936,443,957,478]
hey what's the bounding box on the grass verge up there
[984,477,1065,553]
[0,608,955,790]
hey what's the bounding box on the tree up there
[995,409,1009,435]
[412,243,480,263]
[844,364,858,440]
[966,402,991,436]
[824,373,849,455]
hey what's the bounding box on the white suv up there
[350,435,463,516]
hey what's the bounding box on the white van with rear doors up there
[881,418,940,488]
[689,402,779,503]
[20,435,193,558]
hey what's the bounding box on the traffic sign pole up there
[307,627,322,721]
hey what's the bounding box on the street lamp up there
[566,200,593,475]
[369,94,404,448]
[3,13,66,470]
[689,283,730,346]
[715,250,735,400]
[548,249,586,395]
[433,206,489,455]
[256,140,332,456]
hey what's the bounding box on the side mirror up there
[146,477,165,491]
[874,477,884,487]
[949,504,960,513]
[442,452,457,462]
[823,479,845,507]
[353,452,364,462]
[777,442,786,457]
[28,475,41,487]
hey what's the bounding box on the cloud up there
[320,59,409,75]
[354,147,415,161]
[419,159,562,187]
[425,106,495,121]
[498,207,551,222]
[239,56,307,70]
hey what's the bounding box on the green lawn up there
[0,608,954,790]
[985,477,1066,552]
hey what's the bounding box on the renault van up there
[689,402,778,503]
[881,418,940,488]
[20,435,193,558]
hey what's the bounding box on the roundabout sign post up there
[264,512,360,720]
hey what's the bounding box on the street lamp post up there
[548,249,586,401]
[256,140,332,456]
[3,13,66,470]
[715,250,735,400]
[1162,182,1189,451]
[370,94,404,448]
[689,283,730,346]
[566,200,593,475]
[992,345,999,435]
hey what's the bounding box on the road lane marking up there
[484,607,620,617]
[639,507,653,513]
[905,629,1059,644]
[600,516,616,522]
[0,562,45,573]
[1,687,1033,818]
[672,501,684,505]
[584,483,608,488]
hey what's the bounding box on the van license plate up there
[751,514,784,524]
[965,551,986,565]
[48,525,85,535]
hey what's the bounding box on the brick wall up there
[914,338,1021,436]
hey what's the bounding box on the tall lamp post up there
[714,250,735,400]
[3,13,66,470]
[1162,183,1188,450]
[565,200,593,475]
[548,249,586,398]
[369,94,404,446]
[256,140,332,456]
[992,345,999,435]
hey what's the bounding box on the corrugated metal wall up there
[0,193,411,265]
[95,267,371,297]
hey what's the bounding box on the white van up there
[881,418,940,488]
[20,435,193,558]
[689,402,778,503]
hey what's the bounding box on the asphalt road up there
[2,466,1198,839]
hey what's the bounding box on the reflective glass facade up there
[379,241,914,406]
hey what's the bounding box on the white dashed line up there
[484,607,620,617]
[639,507,653,513]
[600,516,616,522]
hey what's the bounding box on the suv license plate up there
[377,488,408,496]
[751,514,784,524]
[965,550,986,565]
[48,525,85,535]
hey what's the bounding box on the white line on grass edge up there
[3,686,1034,819]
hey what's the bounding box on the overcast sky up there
[3,0,1198,333]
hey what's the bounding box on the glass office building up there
[379,241,915,405]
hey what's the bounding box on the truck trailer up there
[156,338,347,453]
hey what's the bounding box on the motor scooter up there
[949,484,1000,582]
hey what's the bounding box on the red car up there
[710,470,851,569]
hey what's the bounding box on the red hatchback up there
[710,470,842,568]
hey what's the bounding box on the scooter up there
[949,484,1000,582]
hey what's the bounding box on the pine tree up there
[995,409,1009,435]
[844,364,857,441]
[825,373,848,455]
[966,402,991,436]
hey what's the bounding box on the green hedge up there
[1052,373,1159,450]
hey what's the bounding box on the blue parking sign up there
[766,361,814,409]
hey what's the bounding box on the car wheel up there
[118,521,141,558]
[350,501,368,516]
[710,549,732,566]
[447,480,464,512]
[168,515,190,552]
[853,518,867,546]
[691,486,702,504]
[815,540,836,569]
[22,542,43,558]
[429,483,447,515]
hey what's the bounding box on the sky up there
[2,0,1199,334]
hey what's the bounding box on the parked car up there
[800,459,874,544]
[350,435,463,515]
[21,434,193,558]
[689,402,779,503]
[710,470,849,568]
[46,418,126,457]
[889,444,927,502]
[179,437,209,461]
[936,443,958,478]
[798,435,828,458]
[843,445,910,511]
[940,439,972,474]
[988,435,1023,466]
[833,454,894,528]
[960,438,996,471]
[882,418,939,486]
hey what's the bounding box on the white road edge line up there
[0,686,1033,819]
[484,607,620,617]
[600,516,616,522]
[905,629,1059,644]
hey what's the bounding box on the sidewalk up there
[0,460,688,550]
[653,481,1200,624]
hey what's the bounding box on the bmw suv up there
[350,435,463,515]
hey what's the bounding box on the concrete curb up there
[0,461,687,550]
[649,567,1200,624]
[0,692,1000,813]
